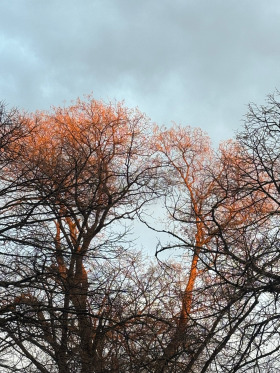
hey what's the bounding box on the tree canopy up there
[1,95,280,372]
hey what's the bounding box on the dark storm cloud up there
[1,0,280,143]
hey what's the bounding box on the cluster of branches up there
[0,94,280,372]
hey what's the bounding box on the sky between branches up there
[1,0,280,146]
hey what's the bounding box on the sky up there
[1,0,280,256]
[1,0,280,146]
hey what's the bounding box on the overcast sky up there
[1,0,280,145]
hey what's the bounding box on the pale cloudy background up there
[1,0,280,145]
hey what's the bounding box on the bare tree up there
[0,98,162,372]
[2,94,280,373]
[148,125,222,372]
[204,93,280,372]
[149,121,280,373]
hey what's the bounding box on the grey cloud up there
[1,0,280,144]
